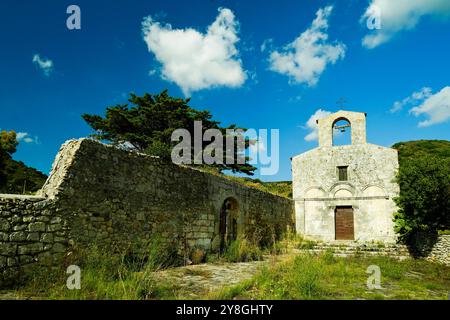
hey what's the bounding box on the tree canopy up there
[0,130,47,194]
[0,130,18,189]
[0,130,18,155]
[82,90,257,175]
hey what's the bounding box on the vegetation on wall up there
[224,176,292,198]
[392,140,450,243]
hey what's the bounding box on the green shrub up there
[394,155,450,243]
[298,239,317,250]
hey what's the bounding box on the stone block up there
[9,231,26,242]
[41,233,54,243]
[47,224,61,232]
[18,243,44,255]
[52,243,66,253]
[27,232,40,242]
[28,222,46,232]
[0,219,10,232]
[0,242,16,256]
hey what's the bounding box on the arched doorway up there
[219,197,239,253]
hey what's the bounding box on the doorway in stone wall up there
[335,206,354,240]
[219,197,239,253]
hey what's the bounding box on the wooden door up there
[335,206,354,240]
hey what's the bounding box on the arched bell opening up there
[332,117,352,146]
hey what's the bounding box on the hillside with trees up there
[0,130,47,194]
[392,140,450,165]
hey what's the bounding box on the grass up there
[210,252,450,300]
[9,233,450,300]
[15,240,181,300]
[222,237,263,263]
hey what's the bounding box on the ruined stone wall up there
[0,195,66,286]
[426,235,450,266]
[409,233,450,266]
[1,139,293,286]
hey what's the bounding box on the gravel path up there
[154,255,289,299]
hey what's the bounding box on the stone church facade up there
[292,110,399,243]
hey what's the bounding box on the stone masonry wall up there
[426,235,450,266]
[293,110,400,243]
[1,139,293,286]
[292,143,399,242]
[409,233,450,266]
[0,195,67,286]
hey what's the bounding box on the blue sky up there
[1,0,449,181]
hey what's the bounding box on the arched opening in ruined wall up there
[219,197,239,253]
[332,117,352,146]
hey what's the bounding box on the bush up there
[298,239,317,250]
[189,247,206,264]
[267,230,304,254]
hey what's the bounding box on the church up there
[292,110,399,243]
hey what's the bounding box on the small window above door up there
[337,166,348,181]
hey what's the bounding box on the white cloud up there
[16,132,38,144]
[249,140,266,153]
[32,54,53,76]
[390,87,432,113]
[268,6,346,86]
[361,0,450,48]
[409,86,450,127]
[260,38,273,52]
[303,109,332,141]
[141,8,247,96]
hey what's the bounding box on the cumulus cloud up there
[361,0,450,48]
[303,109,332,141]
[249,140,266,153]
[268,6,346,86]
[32,54,53,76]
[16,132,38,144]
[390,87,432,113]
[409,86,450,127]
[141,8,247,96]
